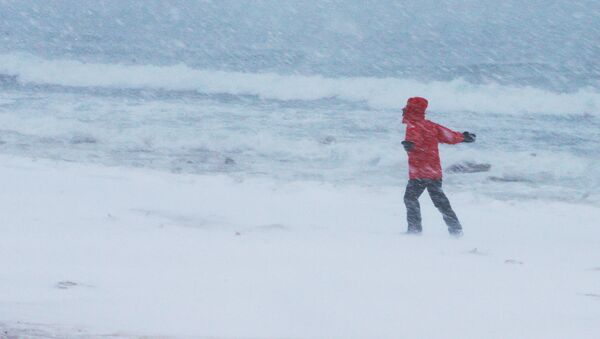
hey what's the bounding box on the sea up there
[1,0,599,203]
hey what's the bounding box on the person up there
[401,97,476,237]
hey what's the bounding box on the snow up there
[1,155,599,338]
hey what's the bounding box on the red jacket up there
[403,97,464,180]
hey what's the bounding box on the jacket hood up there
[402,97,428,123]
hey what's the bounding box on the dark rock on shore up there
[446,161,491,174]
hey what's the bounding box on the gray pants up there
[403,179,462,234]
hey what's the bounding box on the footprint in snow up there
[55,281,93,289]
[464,248,487,256]
[56,281,78,289]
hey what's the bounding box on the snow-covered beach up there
[1,155,599,338]
[2,1,600,337]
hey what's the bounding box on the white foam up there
[1,53,599,115]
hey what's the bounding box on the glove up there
[401,140,414,152]
[462,132,476,143]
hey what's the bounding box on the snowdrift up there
[1,156,599,338]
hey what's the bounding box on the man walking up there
[401,97,476,236]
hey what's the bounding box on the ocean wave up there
[1,53,599,115]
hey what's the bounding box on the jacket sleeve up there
[435,123,464,144]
